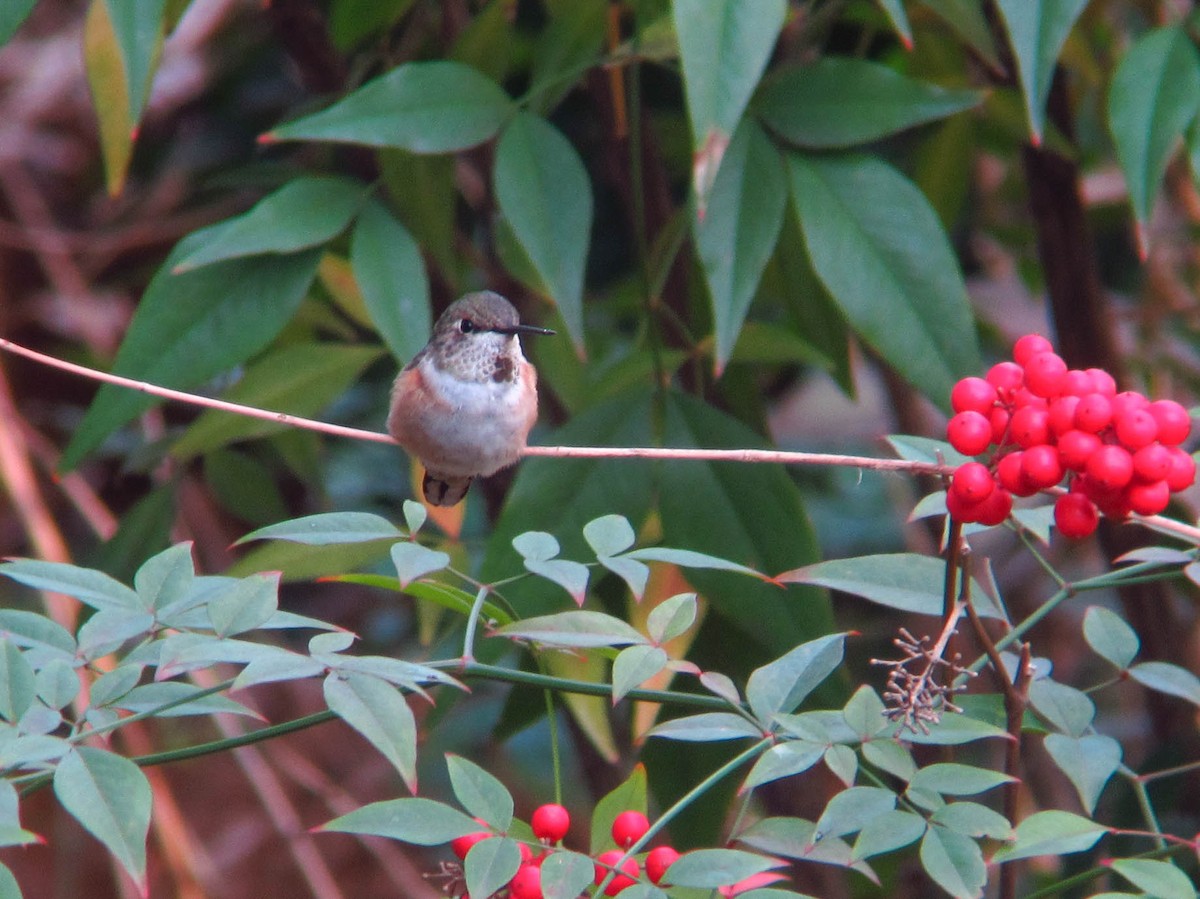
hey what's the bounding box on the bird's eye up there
[458,318,475,334]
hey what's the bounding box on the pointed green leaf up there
[674,0,785,149]
[133,543,193,611]
[994,0,1089,143]
[390,542,450,589]
[903,713,1010,746]
[991,810,1106,862]
[36,659,80,711]
[0,642,35,724]
[102,0,166,120]
[528,0,607,114]
[825,743,858,786]
[207,572,279,637]
[778,553,1001,618]
[173,343,383,458]
[233,650,326,690]
[909,763,1016,797]
[494,611,645,649]
[322,797,480,843]
[541,849,598,899]
[494,112,590,351]
[646,593,698,645]
[647,712,763,743]
[1110,859,1197,899]
[746,633,845,724]
[814,786,897,840]
[77,610,156,661]
[115,682,259,719]
[742,740,826,791]
[324,673,418,792]
[89,664,142,708]
[843,685,889,741]
[351,199,430,363]
[1083,606,1139,671]
[919,825,985,899]
[1029,679,1095,736]
[446,753,514,831]
[61,243,321,469]
[590,764,647,854]
[0,560,139,612]
[1130,661,1200,706]
[54,747,151,888]
[465,836,522,899]
[1107,26,1200,248]
[920,0,1001,71]
[1043,733,1121,814]
[0,610,76,663]
[787,152,979,409]
[583,515,637,558]
[239,512,402,546]
[663,848,783,888]
[612,644,669,705]
[757,58,983,149]
[697,119,786,373]
[84,0,133,195]
[862,739,917,782]
[851,810,926,862]
[621,547,761,578]
[268,61,514,152]
[931,802,1013,841]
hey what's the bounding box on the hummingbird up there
[388,291,554,506]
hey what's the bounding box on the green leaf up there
[446,753,514,831]
[351,199,431,364]
[54,746,151,888]
[0,1,36,45]
[583,515,637,557]
[736,816,872,874]
[102,0,166,121]
[0,560,139,612]
[239,512,402,546]
[77,610,155,661]
[114,682,258,719]
[494,611,646,649]
[173,343,383,458]
[494,112,590,352]
[1130,661,1200,706]
[0,642,35,724]
[612,644,669,705]
[0,863,20,899]
[590,764,647,854]
[84,0,134,195]
[174,177,367,271]
[465,836,522,899]
[814,787,897,840]
[993,0,1089,143]
[646,593,698,645]
[647,712,763,743]
[1043,733,1121,814]
[746,633,845,724]
[674,0,785,154]
[390,542,450,589]
[527,0,607,114]
[824,744,858,786]
[777,553,1001,618]
[1029,678,1095,736]
[324,673,418,791]
[851,810,926,862]
[89,664,142,708]
[756,58,983,149]
[991,810,1106,862]
[207,572,279,637]
[322,797,480,843]
[61,243,321,469]
[541,851,597,899]
[862,739,916,782]
[663,849,783,888]
[1082,606,1139,671]
[622,547,761,578]
[1110,859,1197,899]
[133,543,193,610]
[786,152,979,409]
[843,685,889,741]
[930,802,1013,841]
[267,61,514,152]
[903,712,1011,746]
[233,649,326,690]
[920,0,1001,72]
[36,659,80,710]
[696,119,786,374]
[513,533,590,604]
[1107,26,1200,253]
[919,825,985,899]
[908,763,1015,797]
[742,740,826,791]
[876,0,912,46]
[0,611,76,663]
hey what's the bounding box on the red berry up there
[1110,391,1149,421]
[611,811,650,849]
[975,487,1013,526]
[645,847,680,885]
[1132,443,1172,482]
[1165,448,1197,491]
[1148,400,1191,446]
[1086,445,1134,491]
[1021,444,1064,490]
[1114,407,1158,449]
[950,462,995,503]
[951,376,998,414]
[986,362,1024,402]
[944,488,980,523]
[510,864,543,899]
[1086,368,1118,396]
[1023,352,1068,398]
[594,850,639,895]
[1074,393,1113,433]
[531,804,570,843]
[1013,334,1054,366]
[1048,395,1081,435]
[996,452,1036,496]
[1128,480,1170,516]
[1010,405,1050,448]
[989,407,1012,444]
[1054,493,1099,539]
[947,411,993,456]
[1057,430,1101,471]
[451,832,491,860]
[1061,369,1094,397]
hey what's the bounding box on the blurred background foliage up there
[0,0,1198,896]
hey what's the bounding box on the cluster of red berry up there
[946,334,1195,538]
[448,805,678,898]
